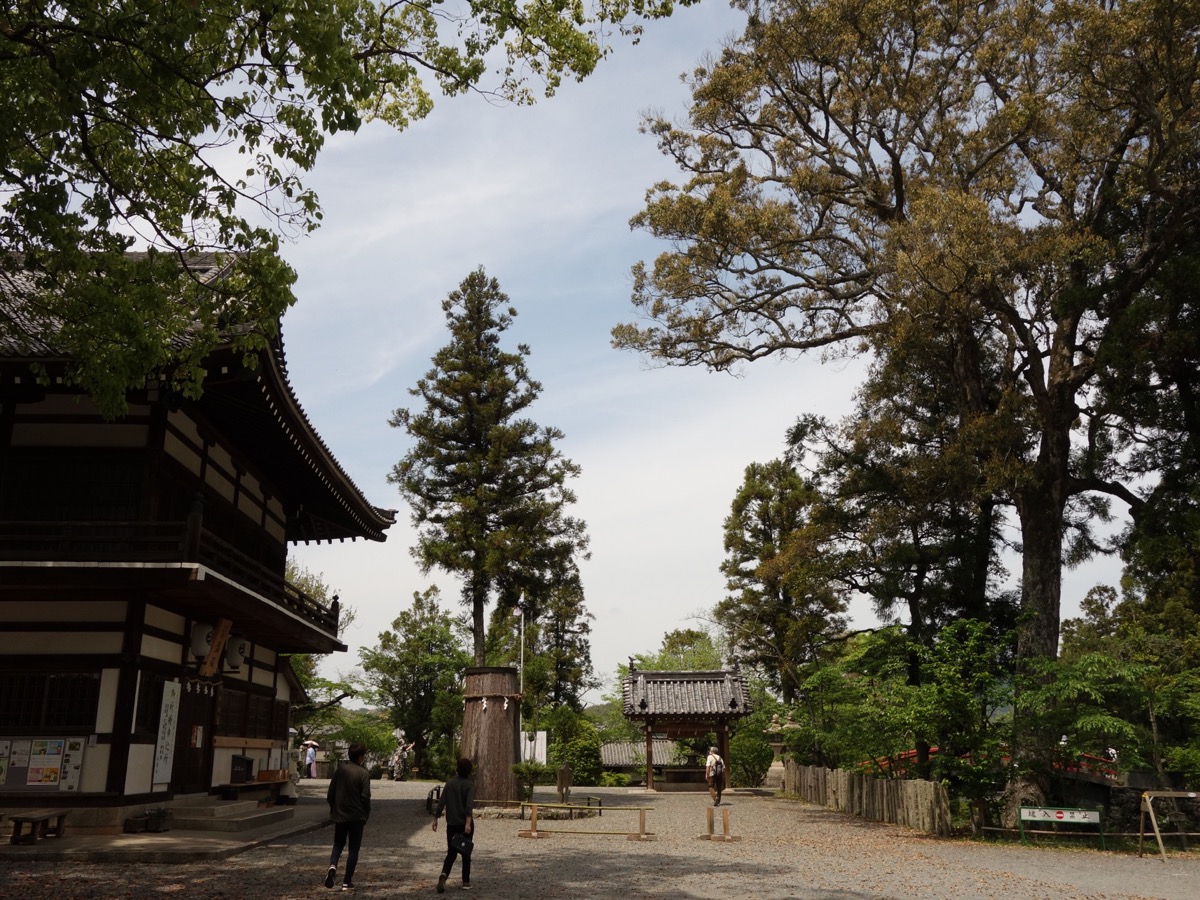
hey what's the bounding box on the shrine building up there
[622,666,752,791]
[0,258,394,830]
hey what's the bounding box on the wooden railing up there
[783,761,952,836]
[0,519,338,634]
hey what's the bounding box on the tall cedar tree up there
[718,459,847,702]
[613,0,1200,790]
[0,0,693,415]
[389,268,588,664]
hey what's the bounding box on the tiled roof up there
[621,670,753,720]
[601,740,689,768]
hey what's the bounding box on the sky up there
[278,3,1122,699]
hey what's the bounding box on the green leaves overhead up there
[1,0,694,411]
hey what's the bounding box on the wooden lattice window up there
[216,687,246,736]
[0,671,101,730]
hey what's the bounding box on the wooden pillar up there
[461,666,520,803]
[645,725,655,792]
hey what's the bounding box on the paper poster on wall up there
[0,739,10,759]
[60,738,85,792]
[26,739,64,785]
[11,740,31,769]
[0,759,8,785]
[153,680,181,783]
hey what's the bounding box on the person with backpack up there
[705,745,726,806]
[432,757,475,892]
[324,742,372,892]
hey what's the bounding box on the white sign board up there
[1020,807,1100,824]
[153,681,181,783]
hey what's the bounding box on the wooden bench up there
[214,768,292,801]
[10,809,69,845]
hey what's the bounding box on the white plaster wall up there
[144,605,186,633]
[140,633,182,664]
[1,600,125,622]
[0,632,122,654]
[125,743,155,795]
[81,742,110,793]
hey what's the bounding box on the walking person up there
[705,745,726,806]
[432,757,475,892]
[324,742,372,892]
[307,741,318,779]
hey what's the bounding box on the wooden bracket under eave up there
[199,617,233,678]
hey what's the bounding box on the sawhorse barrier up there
[1138,790,1199,862]
[518,802,653,841]
[1018,806,1104,849]
[697,806,741,842]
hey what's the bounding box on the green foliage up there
[2,0,694,413]
[357,587,470,777]
[729,730,775,788]
[488,574,599,719]
[718,459,849,702]
[600,771,632,787]
[615,0,1200,779]
[388,268,589,664]
[549,719,603,786]
[512,761,553,800]
[335,708,396,768]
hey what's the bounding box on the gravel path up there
[3,780,1198,898]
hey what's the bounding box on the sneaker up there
[341,885,355,892]
[437,874,447,894]
[325,866,337,889]
[462,883,472,890]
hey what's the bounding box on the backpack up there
[711,757,725,779]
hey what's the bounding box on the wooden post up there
[706,806,714,837]
[461,667,520,803]
[645,726,654,792]
[198,617,232,678]
[639,807,647,838]
[722,807,730,839]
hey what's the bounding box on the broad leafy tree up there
[1,0,692,414]
[389,268,588,664]
[357,587,471,777]
[614,0,1200,783]
[284,561,357,742]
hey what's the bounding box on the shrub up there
[730,730,775,787]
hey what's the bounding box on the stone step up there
[171,805,295,832]
[171,800,261,818]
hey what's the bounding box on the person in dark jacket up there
[432,757,475,892]
[324,742,371,892]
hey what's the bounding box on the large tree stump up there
[460,666,520,804]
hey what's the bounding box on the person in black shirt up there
[324,742,371,892]
[432,757,475,892]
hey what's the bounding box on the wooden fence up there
[783,762,952,836]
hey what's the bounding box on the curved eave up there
[194,331,396,544]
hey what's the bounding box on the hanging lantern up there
[224,635,247,671]
[190,622,213,659]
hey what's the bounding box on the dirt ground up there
[3,780,1198,898]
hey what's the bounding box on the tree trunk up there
[469,573,488,666]
[1005,415,1071,821]
[460,666,520,803]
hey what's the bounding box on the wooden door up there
[172,680,216,794]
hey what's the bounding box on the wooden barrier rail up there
[518,802,654,841]
[1139,790,1200,862]
[697,806,741,842]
